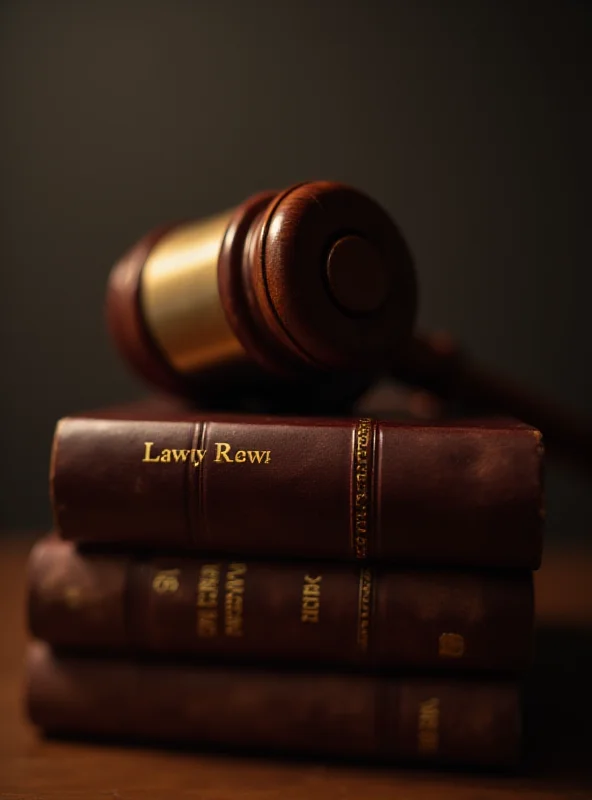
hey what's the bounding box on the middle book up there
[29,537,533,674]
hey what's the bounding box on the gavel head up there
[106,181,418,409]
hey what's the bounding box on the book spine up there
[26,642,522,767]
[51,415,543,567]
[28,538,534,672]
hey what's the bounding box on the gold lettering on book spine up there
[438,632,465,658]
[357,568,373,652]
[224,562,247,636]
[301,575,322,623]
[417,697,440,754]
[197,563,221,637]
[353,418,374,559]
[152,569,180,594]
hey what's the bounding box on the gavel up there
[107,180,592,472]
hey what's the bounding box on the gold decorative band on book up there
[356,567,373,653]
[352,417,375,559]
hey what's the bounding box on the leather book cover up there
[28,537,534,673]
[26,641,522,768]
[50,400,544,568]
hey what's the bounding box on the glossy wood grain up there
[1,533,592,798]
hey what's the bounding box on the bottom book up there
[26,642,522,768]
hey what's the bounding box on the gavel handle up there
[391,332,592,473]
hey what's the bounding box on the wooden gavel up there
[106,180,592,472]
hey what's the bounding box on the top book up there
[50,400,544,569]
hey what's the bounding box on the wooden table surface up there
[1,534,592,799]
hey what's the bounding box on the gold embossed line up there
[187,420,206,545]
[352,417,375,559]
[356,567,373,654]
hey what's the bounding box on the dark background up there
[0,0,590,541]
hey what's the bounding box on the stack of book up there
[25,400,544,768]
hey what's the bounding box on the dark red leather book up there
[50,401,544,568]
[26,641,522,768]
[28,537,534,673]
